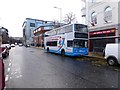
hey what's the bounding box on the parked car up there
[25,44,30,47]
[11,44,15,47]
[1,44,9,58]
[7,44,11,49]
[19,43,23,47]
[104,43,120,66]
[3,44,11,50]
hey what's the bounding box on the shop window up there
[107,38,115,43]
[92,39,106,52]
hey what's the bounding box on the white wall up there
[86,1,119,31]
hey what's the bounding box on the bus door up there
[66,40,73,54]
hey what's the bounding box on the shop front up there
[89,28,116,53]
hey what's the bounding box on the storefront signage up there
[90,29,115,35]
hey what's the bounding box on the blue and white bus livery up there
[44,23,88,56]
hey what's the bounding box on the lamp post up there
[54,6,62,23]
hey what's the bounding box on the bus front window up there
[74,24,88,33]
[73,40,88,48]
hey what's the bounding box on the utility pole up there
[54,6,62,23]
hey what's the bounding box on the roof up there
[26,18,44,22]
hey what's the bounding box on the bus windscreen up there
[74,24,88,33]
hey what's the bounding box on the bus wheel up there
[61,49,65,56]
[47,48,49,52]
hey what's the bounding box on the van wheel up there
[61,50,65,56]
[107,57,118,66]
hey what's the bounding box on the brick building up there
[33,21,65,47]
[33,27,48,47]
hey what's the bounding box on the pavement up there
[85,52,104,59]
[31,46,104,59]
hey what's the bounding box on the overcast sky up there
[0,0,83,37]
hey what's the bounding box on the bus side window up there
[67,41,73,47]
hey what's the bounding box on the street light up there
[54,6,62,23]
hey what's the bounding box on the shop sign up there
[90,29,115,35]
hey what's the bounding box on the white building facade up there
[81,0,120,52]
[22,18,44,45]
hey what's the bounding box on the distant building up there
[22,18,45,45]
[13,37,23,44]
[0,27,9,44]
[81,0,120,53]
[33,21,65,47]
[22,18,65,46]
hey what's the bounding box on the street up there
[3,46,120,88]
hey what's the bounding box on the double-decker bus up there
[44,23,88,56]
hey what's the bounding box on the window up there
[91,12,97,24]
[65,25,73,33]
[74,32,88,38]
[73,40,88,48]
[67,41,73,47]
[104,6,112,23]
[30,23,35,27]
[118,39,120,43]
[74,24,88,32]
[46,41,57,46]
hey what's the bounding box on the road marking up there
[10,77,12,79]
[7,68,11,72]
[5,75,9,82]
[9,63,12,66]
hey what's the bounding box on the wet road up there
[3,46,119,88]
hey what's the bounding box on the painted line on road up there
[5,75,9,82]
[7,68,11,72]
[9,63,12,67]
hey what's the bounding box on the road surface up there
[3,46,119,88]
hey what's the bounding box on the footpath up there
[31,46,104,59]
[85,52,104,59]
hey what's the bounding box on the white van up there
[104,43,120,66]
